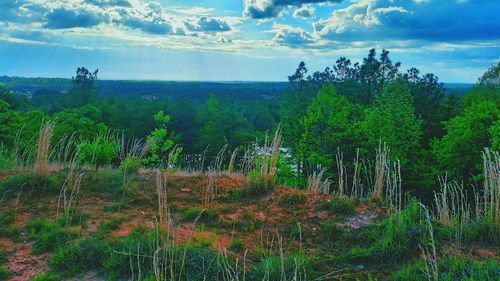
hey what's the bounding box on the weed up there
[229,239,244,252]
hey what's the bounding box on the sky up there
[0,0,499,82]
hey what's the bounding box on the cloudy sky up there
[0,0,498,82]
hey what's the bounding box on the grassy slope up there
[0,169,498,280]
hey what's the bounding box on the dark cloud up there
[273,25,313,45]
[117,2,174,35]
[44,8,103,29]
[315,0,500,42]
[185,17,231,32]
[244,0,342,19]
[293,6,314,18]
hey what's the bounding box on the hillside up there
[0,159,498,280]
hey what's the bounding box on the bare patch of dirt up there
[6,242,48,281]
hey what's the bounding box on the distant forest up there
[0,49,498,202]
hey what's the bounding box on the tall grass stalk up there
[419,203,439,281]
[482,148,500,224]
[34,121,54,177]
[374,142,389,196]
[307,168,332,194]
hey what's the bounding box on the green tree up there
[360,81,423,166]
[433,101,499,181]
[52,105,108,142]
[196,93,227,156]
[68,67,99,107]
[143,111,180,167]
[0,100,21,147]
[298,84,355,170]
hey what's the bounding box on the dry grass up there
[156,170,168,227]
[482,148,500,223]
[419,203,439,281]
[259,127,282,185]
[374,142,389,196]
[307,168,332,194]
[34,121,54,177]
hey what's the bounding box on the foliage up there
[298,84,355,170]
[119,155,142,174]
[78,133,119,171]
[433,101,499,181]
[143,111,179,166]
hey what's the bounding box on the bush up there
[78,133,119,171]
[368,200,426,262]
[27,218,71,254]
[119,156,141,174]
[49,239,108,277]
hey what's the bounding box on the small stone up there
[355,263,365,270]
[181,188,191,193]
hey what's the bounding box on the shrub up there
[27,218,71,254]
[78,133,119,171]
[49,239,108,277]
[369,200,426,262]
[119,156,141,174]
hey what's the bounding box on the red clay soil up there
[5,242,48,281]
[0,170,387,278]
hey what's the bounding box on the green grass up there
[229,239,244,252]
[0,267,8,281]
[391,256,500,281]
[318,196,356,216]
[181,207,218,224]
[49,239,108,277]
[0,172,65,201]
[27,218,73,254]
[281,193,306,206]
